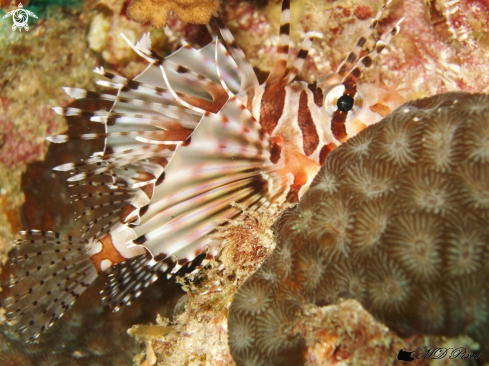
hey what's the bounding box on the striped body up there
[5,0,403,341]
[241,78,403,201]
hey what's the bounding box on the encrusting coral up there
[228,91,489,366]
[128,205,279,365]
[127,0,220,27]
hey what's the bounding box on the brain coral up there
[127,0,220,27]
[228,91,489,366]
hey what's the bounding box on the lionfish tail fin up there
[4,230,97,342]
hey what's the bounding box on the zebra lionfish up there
[5,0,403,341]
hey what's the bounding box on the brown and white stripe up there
[5,0,404,342]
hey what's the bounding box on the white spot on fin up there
[100,259,113,272]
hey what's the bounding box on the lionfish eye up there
[323,84,364,120]
[337,95,354,112]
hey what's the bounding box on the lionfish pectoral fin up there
[125,91,290,277]
[4,231,97,342]
[122,32,229,112]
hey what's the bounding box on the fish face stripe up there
[269,139,282,164]
[308,83,323,107]
[297,90,320,156]
[331,110,348,142]
[259,85,286,135]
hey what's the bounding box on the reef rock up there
[228,91,489,365]
[127,0,220,27]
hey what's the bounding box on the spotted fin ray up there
[4,18,290,341]
[4,231,97,342]
[46,36,242,241]
[99,253,172,311]
[117,38,290,270]
[121,92,290,272]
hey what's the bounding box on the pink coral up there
[0,99,58,168]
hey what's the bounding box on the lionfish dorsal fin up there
[265,0,291,86]
[282,31,315,85]
[335,0,392,77]
[341,17,404,83]
[329,4,403,143]
[264,0,316,88]
[212,14,259,95]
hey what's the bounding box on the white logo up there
[3,3,38,32]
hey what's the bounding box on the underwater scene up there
[0,0,489,365]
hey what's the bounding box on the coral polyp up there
[228,91,489,365]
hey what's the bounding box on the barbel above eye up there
[323,84,364,120]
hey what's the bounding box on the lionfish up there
[5,0,403,341]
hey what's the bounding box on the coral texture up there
[1,0,489,364]
[127,0,220,27]
[228,91,489,365]
[0,1,97,270]
[128,206,278,365]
